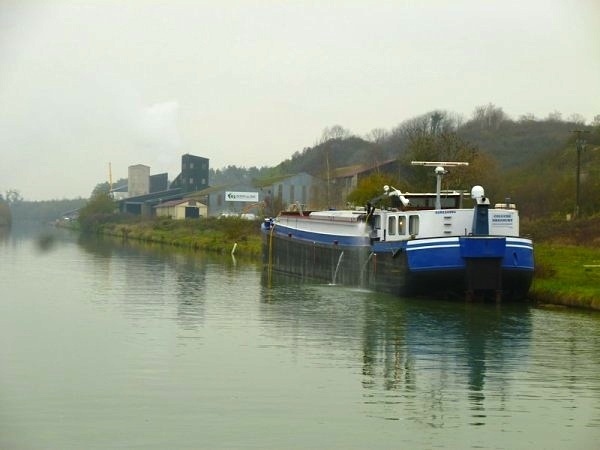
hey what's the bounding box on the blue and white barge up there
[262,162,534,301]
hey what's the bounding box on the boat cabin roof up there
[278,191,468,220]
[389,190,466,210]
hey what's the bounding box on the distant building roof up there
[186,181,260,197]
[110,184,128,193]
[332,159,399,179]
[253,172,316,188]
[331,164,365,178]
[116,188,184,206]
[154,198,205,208]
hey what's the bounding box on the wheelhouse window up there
[398,215,406,235]
[388,216,397,235]
[409,215,419,235]
[373,215,381,229]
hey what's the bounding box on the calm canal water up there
[1,225,599,449]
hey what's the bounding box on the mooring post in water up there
[231,242,237,256]
[268,224,275,288]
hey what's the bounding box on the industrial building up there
[187,172,322,218]
[118,154,208,216]
[114,154,397,219]
[154,199,207,219]
[169,154,209,193]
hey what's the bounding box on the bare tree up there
[392,110,463,145]
[391,114,431,144]
[318,125,351,206]
[365,128,389,144]
[5,189,23,204]
[471,103,508,130]
[320,125,351,143]
[546,110,562,122]
[567,113,586,125]
[519,113,536,122]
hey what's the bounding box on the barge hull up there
[263,233,533,300]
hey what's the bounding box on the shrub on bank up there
[99,216,263,257]
[78,192,121,232]
[521,215,600,247]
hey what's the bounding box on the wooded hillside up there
[209,105,600,219]
[11,104,598,223]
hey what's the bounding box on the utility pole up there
[325,144,331,208]
[570,129,591,218]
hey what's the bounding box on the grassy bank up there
[98,217,263,257]
[530,243,600,310]
[80,213,600,310]
[522,216,600,310]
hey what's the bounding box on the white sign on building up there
[225,191,259,202]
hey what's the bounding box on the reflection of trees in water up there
[258,279,372,363]
[528,307,600,428]
[79,234,263,332]
[260,275,533,427]
[170,252,208,331]
[362,300,532,426]
[78,233,115,258]
[360,306,416,394]
[0,226,10,242]
[76,234,219,330]
[2,222,76,250]
[78,235,173,319]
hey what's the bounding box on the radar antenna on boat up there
[411,161,469,210]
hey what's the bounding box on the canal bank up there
[523,217,600,311]
[89,217,263,258]
[529,243,600,310]
[69,215,600,310]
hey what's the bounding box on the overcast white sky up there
[1,0,599,200]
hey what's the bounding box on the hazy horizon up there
[1,0,599,200]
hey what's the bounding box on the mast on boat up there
[411,161,469,210]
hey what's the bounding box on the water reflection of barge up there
[262,162,534,301]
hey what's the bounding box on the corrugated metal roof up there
[154,199,206,208]
[332,159,399,178]
[253,172,315,187]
